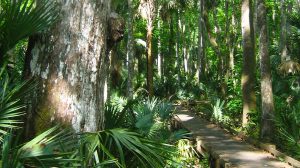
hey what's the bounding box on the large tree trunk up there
[241,0,256,126]
[258,0,274,141]
[127,0,134,100]
[27,0,111,133]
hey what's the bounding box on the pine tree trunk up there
[258,0,274,141]
[27,0,111,133]
[241,0,256,126]
[127,0,134,100]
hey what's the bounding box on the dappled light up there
[2,0,300,167]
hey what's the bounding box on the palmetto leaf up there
[77,128,173,168]
[1,126,79,168]
[102,128,172,168]
[0,0,58,63]
[0,68,37,139]
[105,102,135,129]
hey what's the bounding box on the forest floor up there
[173,105,292,168]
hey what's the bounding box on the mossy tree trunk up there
[26,0,111,134]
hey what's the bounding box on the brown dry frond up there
[278,60,300,75]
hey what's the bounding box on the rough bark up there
[27,0,111,133]
[258,0,275,141]
[241,0,256,126]
[127,0,134,100]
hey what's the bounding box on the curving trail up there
[174,105,293,168]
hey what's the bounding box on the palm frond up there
[105,102,135,129]
[0,0,58,62]
[0,67,37,139]
[1,126,79,168]
[103,128,172,168]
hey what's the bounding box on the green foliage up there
[0,0,58,62]
[1,126,79,168]
[133,97,173,139]
[211,99,226,123]
[78,128,173,168]
[275,101,300,158]
[0,94,176,167]
[226,98,242,118]
[1,125,175,168]
[0,65,37,140]
[168,139,200,167]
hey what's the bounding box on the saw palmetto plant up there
[0,0,58,64]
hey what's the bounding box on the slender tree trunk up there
[147,25,154,97]
[26,1,111,133]
[212,2,223,83]
[140,0,155,97]
[229,0,237,73]
[175,10,181,83]
[257,0,275,141]
[241,0,256,126]
[167,16,174,96]
[230,2,238,89]
[223,0,230,97]
[127,0,134,100]
[197,0,205,83]
[157,6,162,78]
[280,0,289,62]
[182,16,188,74]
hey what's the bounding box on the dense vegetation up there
[1,0,300,167]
